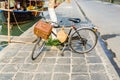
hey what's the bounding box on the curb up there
[96,37,120,80]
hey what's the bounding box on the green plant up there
[45,37,61,46]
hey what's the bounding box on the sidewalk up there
[76,0,120,64]
[0,0,119,80]
[76,0,120,77]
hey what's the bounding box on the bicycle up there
[31,18,98,60]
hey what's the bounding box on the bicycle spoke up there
[31,38,45,60]
[69,28,97,53]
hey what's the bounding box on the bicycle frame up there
[31,18,98,59]
[51,22,83,43]
[51,27,72,42]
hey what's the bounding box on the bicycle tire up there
[69,28,98,53]
[31,37,45,60]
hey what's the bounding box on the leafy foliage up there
[45,37,61,46]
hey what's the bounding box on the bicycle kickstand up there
[61,43,67,56]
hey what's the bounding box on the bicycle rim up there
[69,28,97,53]
[31,38,45,60]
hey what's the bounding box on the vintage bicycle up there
[31,17,98,60]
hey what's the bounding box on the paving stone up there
[20,64,38,72]
[71,74,89,80]
[91,73,109,80]
[72,58,86,65]
[72,65,88,73]
[86,57,102,63]
[13,37,35,43]
[85,49,98,57]
[43,46,52,51]
[54,65,70,73]
[2,50,18,58]
[53,73,69,80]
[14,72,33,80]
[2,64,21,72]
[0,64,5,71]
[37,64,54,72]
[41,58,56,64]
[5,45,22,53]
[51,46,59,51]
[44,51,58,57]
[72,52,85,57]
[89,64,105,73]
[20,44,33,52]
[0,73,14,80]
[25,56,41,64]
[72,72,88,75]
[34,73,52,80]
[58,51,72,57]
[57,58,71,64]
[25,52,44,63]
[0,57,11,63]
[10,43,24,49]
[16,51,31,58]
[11,57,25,63]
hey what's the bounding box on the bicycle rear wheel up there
[69,28,98,53]
[31,37,45,60]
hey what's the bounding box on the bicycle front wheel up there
[31,37,45,60]
[69,28,98,53]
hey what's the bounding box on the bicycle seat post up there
[71,21,74,27]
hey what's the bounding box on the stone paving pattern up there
[0,26,116,80]
[0,41,109,80]
[0,25,111,80]
[0,0,119,80]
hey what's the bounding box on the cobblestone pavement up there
[0,27,118,80]
[0,0,119,80]
[0,42,110,80]
[0,23,113,80]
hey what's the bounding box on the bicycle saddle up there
[68,18,81,23]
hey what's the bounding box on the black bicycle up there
[31,18,98,60]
